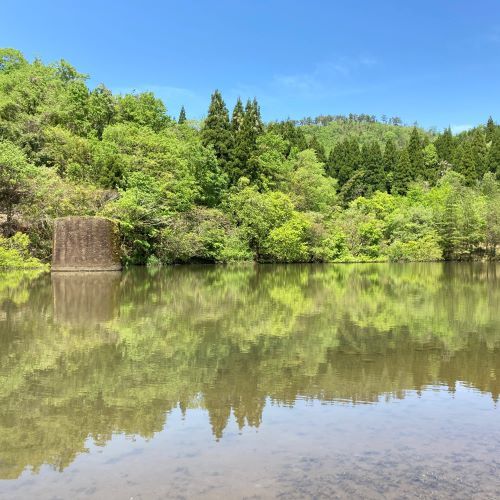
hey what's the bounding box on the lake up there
[0,263,499,499]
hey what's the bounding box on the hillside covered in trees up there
[0,48,499,268]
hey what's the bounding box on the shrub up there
[157,207,252,264]
[263,212,311,262]
[0,233,46,269]
[387,233,443,261]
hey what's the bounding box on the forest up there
[0,48,499,268]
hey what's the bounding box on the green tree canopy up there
[201,90,233,176]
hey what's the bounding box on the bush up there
[387,233,443,261]
[0,233,46,269]
[312,228,350,262]
[218,229,253,262]
[226,184,295,253]
[263,212,311,262]
[157,207,252,264]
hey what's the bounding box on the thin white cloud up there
[273,74,322,94]
[106,56,382,119]
[271,55,378,98]
[450,124,473,134]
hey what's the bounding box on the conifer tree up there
[435,127,454,162]
[178,105,187,124]
[338,169,366,205]
[251,98,264,135]
[383,138,398,189]
[362,141,385,194]
[471,128,487,177]
[284,121,307,153]
[407,126,424,179]
[325,144,343,179]
[486,116,496,143]
[231,98,244,133]
[201,90,233,173]
[392,149,412,195]
[231,98,264,182]
[454,142,477,186]
[337,138,361,186]
[308,135,327,164]
[266,120,307,155]
[487,129,500,178]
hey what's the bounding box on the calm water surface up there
[0,263,499,499]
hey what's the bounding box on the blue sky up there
[2,0,500,131]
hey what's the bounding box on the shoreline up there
[2,259,499,273]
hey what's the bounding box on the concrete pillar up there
[51,216,122,272]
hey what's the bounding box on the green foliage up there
[453,141,477,186]
[392,149,412,194]
[287,149,337,212]
[157,207,250,263]
[37,125,92,176]
[267,120,307,155]
[20,167,106,260]
[0,48,27,72]
[88,84,115,139]
[471,128,487,178]
[486,116,496,143]
[309,223,349,262]
[0,232,46,268]
[338,171,366,206]
[326,137,363,190]
[226,182,295,255]
[231,98,264,182]
[201,90,233,175]
[435,127,454,162]
[0,140,34,236]
[307,135,327,163]
[407,126,424,180]
[0,48,498,266]
[480,173,500,257]
[387,234,442,261]
[434,172,486,259]
[336,197,388,260]
[383,137,398,188]
[231,98,244,133]
[178,105,187,124]
[487,129,500,177]
[101,171,182,264]
[115,92,169,131]
[423,143,439,182]
[303,118,427,153]
[246,131,291,190]
[386,202,442,261]
[361,141,385,194]
[263,212,311,262]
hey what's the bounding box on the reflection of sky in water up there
[4,386,499,499]
[0,263,499,498]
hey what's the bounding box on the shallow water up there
[0,263,499,499]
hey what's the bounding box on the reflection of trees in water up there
[0,263,498,478]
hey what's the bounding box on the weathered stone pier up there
[51,216,121,272]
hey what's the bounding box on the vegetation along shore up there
[0,48,499,269]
